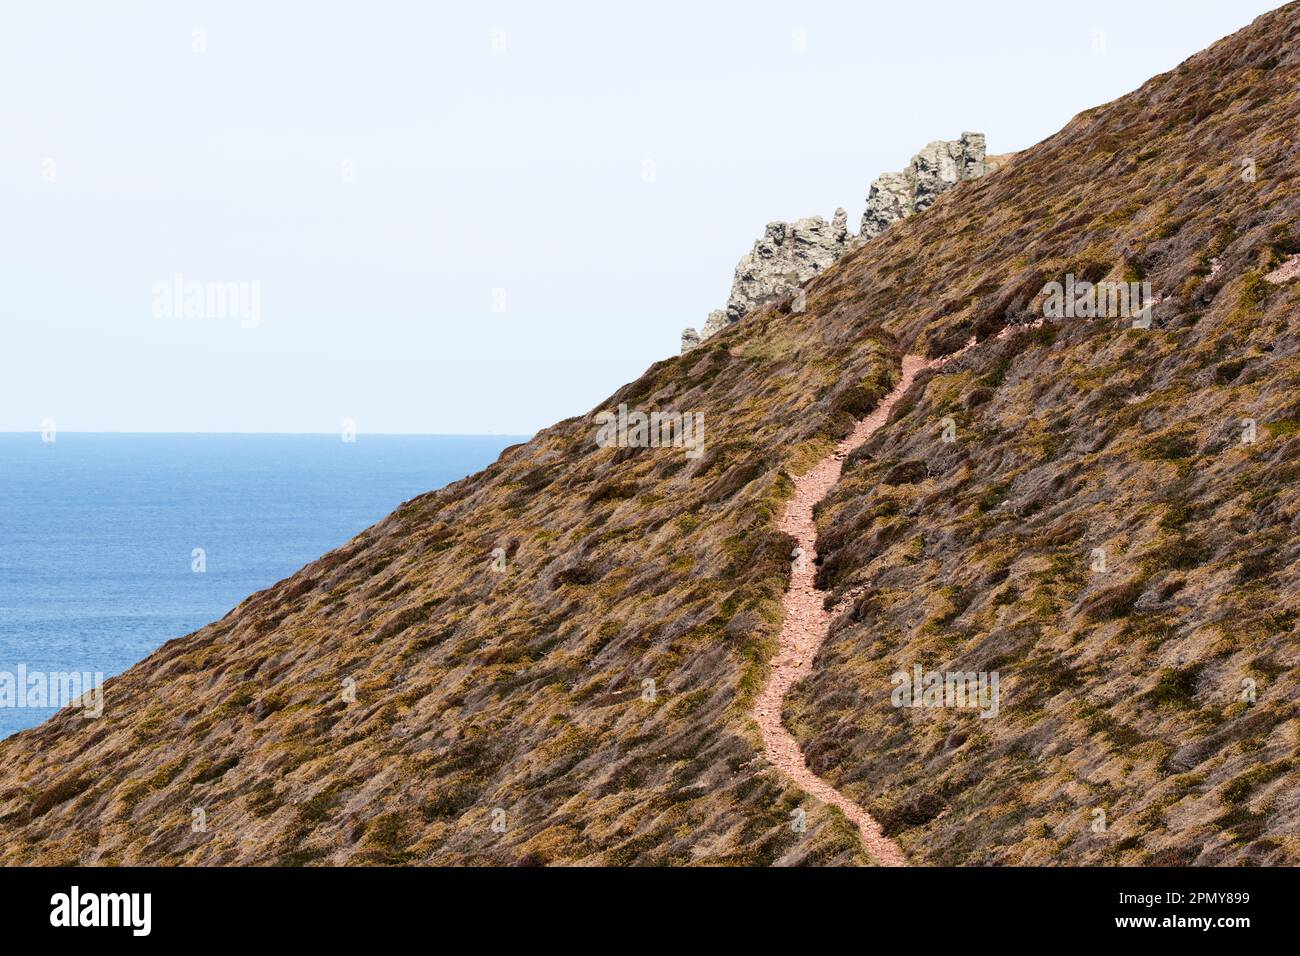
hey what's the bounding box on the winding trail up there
[754,354,931,867]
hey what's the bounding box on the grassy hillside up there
[0,266,900,866]
[786,3,1300,865]
[2,3,1298,865]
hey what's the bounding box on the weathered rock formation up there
[719,209,853,329]
[859,132,989,238]
[682,132,992,352]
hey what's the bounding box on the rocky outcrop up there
[724,210,853,324]
[682,133,992,352]
[860,132,988,239]
[857,171,914,242]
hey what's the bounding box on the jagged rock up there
[859,171,915,241]
[725,212,851,324]
[683,311,728,353]
[702,309,729,338]
[682,133,993,352]
[682,214,850,353]
[861,132,988,239]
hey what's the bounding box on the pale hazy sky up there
[0,1,1282,434]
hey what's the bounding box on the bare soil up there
[753,354,931,867]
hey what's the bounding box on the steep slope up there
[4,3,1300,866]
[0,297,902,866]
[683,132,993,352]
[755,354,931,868]
[782,6,1300,865]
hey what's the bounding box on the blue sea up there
[0,433,523,739]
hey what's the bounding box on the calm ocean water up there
[0,432,522,739]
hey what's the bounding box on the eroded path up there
[754,354,931,867]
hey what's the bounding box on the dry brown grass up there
[2,2,1299,866]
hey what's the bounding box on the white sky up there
[0,0,1282,433]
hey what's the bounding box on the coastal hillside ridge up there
[3,3,1300,866]
[681,132,1000,354]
